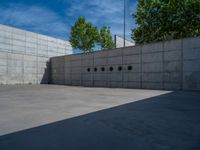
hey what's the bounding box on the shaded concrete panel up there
[123,55,140,64]
[71,67,82,74]
[71,54,82,61]
[142,73,163,82]
[71,60,82,67]
[164,83,181,90]
[123,64,141,73]
[123,73,141,82]
[123,82,141,88]
[109,73,123,82]
[142,52,163,63]
[164,50,181,61]
[94,58,107,66]
[82,81,93,87]
[142,63,163,73]
[71,80,81,86]
[108,48,122,57]
[71,74,81,81]
[123,45,141,55]
[94,73,108,81]
[183,60,200,72]
[50,36,200,91]
[163,39,182,51]
[109,81,123,88]
[164,61,182,72]
[93,51,107,59]
[183,37,200,50]
[82,67,93,74]
[82,74,93,81]
[93,81,106,87]
[108,56,122,65]
[183,71,200,90]
[183,48,200,60]
[142,42,163,53]
[142,82,163,90]
[163,72,182,83]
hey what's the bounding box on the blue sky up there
[0,0,137,41]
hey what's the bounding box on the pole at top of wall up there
[123,0,126,48]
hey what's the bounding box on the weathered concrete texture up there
[0,24,72,85]
[51,37,200,91]
[0,85,200,150]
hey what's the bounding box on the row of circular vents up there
[87,66,133,72]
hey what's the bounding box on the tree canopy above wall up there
[69,17,114,53]
[132,0,200,44]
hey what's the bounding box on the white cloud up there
[67,0,137,40]
[0,4,68,39]
[0,0,138,41]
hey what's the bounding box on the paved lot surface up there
[0,85,200,150]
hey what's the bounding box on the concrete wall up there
[51,37,200,91]
[0,24,72,85]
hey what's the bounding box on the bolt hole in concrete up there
[128,66,132,71]
[94,68,98,72]
[109,67,114,71]
[101,67,105,72]
[87,68,90,72]
[118,66,122,71]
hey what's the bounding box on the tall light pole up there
[123,0,126,47]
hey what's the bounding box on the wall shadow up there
[0,92,200,150]
[40,61,51,84]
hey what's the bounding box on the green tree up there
[99,26,114,50]
[69,17,99,53]
[132,0,200,44]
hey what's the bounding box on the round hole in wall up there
[94,68,98,72]
[118,66,122,71]
[87,68,90,72]
[101,67,105,72]
[128,66,132,71]
[109,67,114,71]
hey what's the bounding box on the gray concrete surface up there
[0,24,72,85]
[0,85,200,150]
[51,36,200,91]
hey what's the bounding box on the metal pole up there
[123,0,126,47]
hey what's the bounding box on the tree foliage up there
[69,17,114,53]
[132,0,200,44]
[99,26,115,50]
[69,17,99,53]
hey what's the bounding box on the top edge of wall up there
[0,24,70,44]
[62,36,200,57]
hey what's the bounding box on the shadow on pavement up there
[0,91,200,150]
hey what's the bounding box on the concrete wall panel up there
[142,52,162,63]
[0,24,72,85]
[50,36,200,91]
